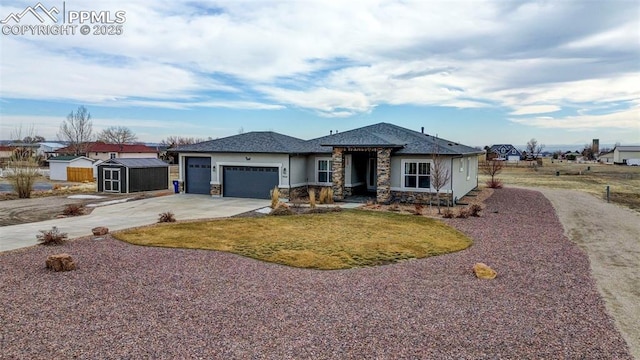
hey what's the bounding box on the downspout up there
[451,155,464,205]
[288,154,291,200]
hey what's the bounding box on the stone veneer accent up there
[331,148,345,200]
[210,184,221,196]
[376,148,392,203]
[390,190,453,205]
[277,187,289,199]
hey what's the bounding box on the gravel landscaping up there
[0,188,631,359]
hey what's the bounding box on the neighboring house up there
[57,142,159,160]
[37,142,66,158]
[174,122,483,204]
[97,158,169,193]
[48,156,96,181]
[564,151,582,161]
[487,144,522,162]
[612,146,640,165]
[0,145,14,164]
[598,150,614,164]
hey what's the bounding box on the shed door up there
[223,166,278,199]
[185,157,211,194]
[103,168,121,193]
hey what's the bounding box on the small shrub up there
[308,190,316,209]
[62,203,84,216]
[319,187,334,204]
[270,186,280,209]
[469,204,483,217]
[414,203,424,215]
[289,196,303,209]
[486,179,503,189]
[158,211,176,223]
[442,209,454,218]
[36,226,68,245]
[270,202,294,216]
[456,208,470,219]
[388,202,400,212]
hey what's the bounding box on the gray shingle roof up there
[175,123,482,156]
[318,123,482,155]
[174,132,308,154]
[101,158,168,168]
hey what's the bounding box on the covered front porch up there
[330,146,394,204]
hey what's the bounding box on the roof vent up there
[330,130,333,135]
[421,127,424,134]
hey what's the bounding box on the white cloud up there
[1,0,638,134]
[508,106,640,130]
[510,105,561,115]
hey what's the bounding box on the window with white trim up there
[109,152,117,159]
[317,159,333,183]
[403,161,430,189]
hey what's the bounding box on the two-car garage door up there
[185,158,278,199]
[223,166,278,199]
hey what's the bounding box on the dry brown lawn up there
[115,209,472,270]
[479,159,640,211]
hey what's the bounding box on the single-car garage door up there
[223,166,278,199]
[185,157,211,194]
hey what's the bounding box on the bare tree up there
[7,126,41,198]
[160,136,208,148]
[526,138,545,159]
[58,106,93,155]
[582,144,596,161]
[430,144,451,214]
[482,160,504,188]
[97,126,138,144]
[22,135,45,143]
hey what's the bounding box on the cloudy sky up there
[1,0,638,148]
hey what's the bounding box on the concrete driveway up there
[0,194,270,252]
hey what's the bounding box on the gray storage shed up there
[97,158,169,193]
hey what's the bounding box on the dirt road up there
[536,188,640,359]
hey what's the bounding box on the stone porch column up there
[376,148,391,203]
[332,147,345,200]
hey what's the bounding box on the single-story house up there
[174,123,483,204]
[37,142,65,158]
[612,146,640,165]
[56,142,159,161]
[48,156,96,181]
[487,144,522,162]
[97,158,169,193]
[598,151,614,164]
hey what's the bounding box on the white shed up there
[48,156,95,181]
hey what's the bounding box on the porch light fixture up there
[283,168,287,175]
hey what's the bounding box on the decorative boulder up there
[473,262,497,279]
[92,226,109,236]
[46,254,77,272]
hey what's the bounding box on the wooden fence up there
[67,167,94,182]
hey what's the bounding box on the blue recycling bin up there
[172,180,180,193]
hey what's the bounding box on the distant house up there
[0,145,14,163]
[487,144,522,162]
[612,146,640,165]
[56,142,159,161]
[48,156,96,181]
[37,142,65,158]
[598,150,614,164]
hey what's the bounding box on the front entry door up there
[367,157,377,191]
